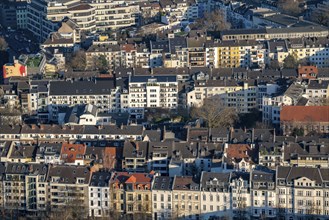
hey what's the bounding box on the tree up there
[89,54,109,73]
[191,9,231,31]
[191,96,238,128]
[283,54,298,69]
[268,59,281,70]
[291,127,304,136]
[0,37,8,51]
[310,10,329,27]
[68,50,86,71]
[278,0,303,16]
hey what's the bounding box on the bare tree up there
[191,9,231,31]
[191,96,238,128]
[283,54,298,69]
[0,37,8,51]
[278,0,303,16]
[68,49,87,71]
[268,59,281,70]
[310,10,329,27]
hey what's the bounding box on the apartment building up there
[128,75,178,118]
[89,0,139,31]
[187,79,258,113]
[262,83,304,125]
[152,176,174,220]
[147,141,172,175]
[220,26,329,41]
[4,163,48,214]
[27,0,77,41]
[122,141,148,172]
[28,0,140,41]
[306,80,329,105]
[276,166,329,219]
[172,176,201,219]
[109,172,153,218]
[89,171,111,218]
[200,172,231,219]
[250,169,276,219]
[211,40,266,69]
[230,172,251,219]
[85,44,121,71]
[48,79,120,121]
[46,165,91,211]
[187,36,207,67]
[287,37,329,68]
[282,141,329,168]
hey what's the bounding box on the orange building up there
[3,60,27,78]
[298,65,318,80]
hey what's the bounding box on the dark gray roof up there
[0,141,12,158]
[49,80,115,96]
[123,141,148,158]
[9,144,36,159]
[200,172,230,191]
[37,143,62,156]
[130,75,177,83]
[152,176,173,190]
[169,37,187,54]
[221,28,266,36]
[308,80,329,90]
[151,40,170,52]
[251,170,275,182]
[277,166,329,185]
[0,125,21,134]
[6,163,48,175]
[143,129,162,142]
[90,171,112,187]
[47,165,91,184]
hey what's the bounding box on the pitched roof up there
[280,106,329,122]
[173,176,199,191]
[60,143,86,163]
[47,165,91,184]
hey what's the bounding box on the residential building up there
[152,176,174,220]
[89,171,111,218]
[276,166,329,219]
[128,75,178,118]
[250,169,276,219]
[46,165,91,213]
[172,176,200,220]
[200,172,231,219]
[109,172,153,218]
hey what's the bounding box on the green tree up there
[292,127,304,136]
[96,54,109,73]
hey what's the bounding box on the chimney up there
[136,142,139,151]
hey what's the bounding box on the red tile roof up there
[226,144,252,160]
[60,143,86,163]
[280,106,329,122]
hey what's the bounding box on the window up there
[128,194,133,201]
[153,194,157,201]
[128,204,133,212]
